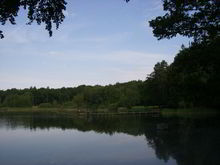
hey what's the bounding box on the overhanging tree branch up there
[0,0,67,39]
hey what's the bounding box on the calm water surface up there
[0,114,219,165]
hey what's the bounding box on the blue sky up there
[0,0,189,90]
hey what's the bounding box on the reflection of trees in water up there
[0,114,220,165]
[143,117,220,165]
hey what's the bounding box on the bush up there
[131,106,147,111]
[108,103,119,112]
[63,101,76,108]
[38,103,53,108]
[118,107,128,112]
[3,94,32,107]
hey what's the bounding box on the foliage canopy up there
[149,0,220,43]
[0,0,67,39]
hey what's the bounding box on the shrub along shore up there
[0,106,218,118]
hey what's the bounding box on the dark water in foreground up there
[0,114,219,165]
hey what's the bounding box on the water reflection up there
[0,114,219,165]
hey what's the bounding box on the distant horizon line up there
[0,79,145,91]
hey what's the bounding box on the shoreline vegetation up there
[0,106,161,115]
[0,106,218,118]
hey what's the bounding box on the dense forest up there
[0,37,219,110]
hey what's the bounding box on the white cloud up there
[46,50,171,65]
[144,0,164,20]
[2,26,29,44]
[0,73,78,89]
[0,49,172,89]
[44,50,171,83]
[65,32,132,44]
[102,50,166,65]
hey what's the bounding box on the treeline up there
[0,81,143,110]
[0,38,219,110]
[142,38,220,109]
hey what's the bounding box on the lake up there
[0,114,219,165]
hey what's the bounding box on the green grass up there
[0,107,79,116]
[0,106,158,116]
[0,106,218,117]
[161,108,219,118]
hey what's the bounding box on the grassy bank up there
[0,106,160,116]
[0,106,218,117]
[0,107,78,116]
[161,108,219,117]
